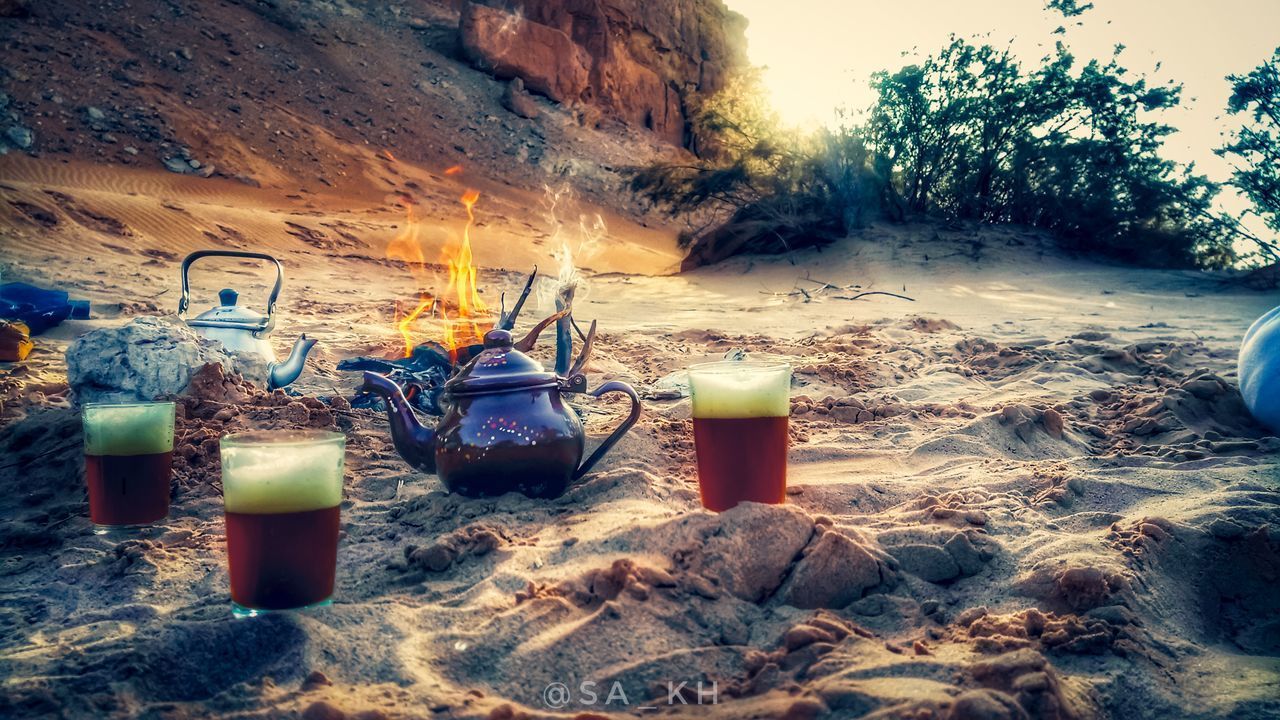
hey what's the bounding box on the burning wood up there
[341,265,594,414]
[343,178,601,413]
[338,340,455,414]
[385,178,493,363]
[339,264,533,416]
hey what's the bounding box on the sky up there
[724,0,1280,226]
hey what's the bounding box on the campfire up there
[384,188,493,362]
[339,179,598,414]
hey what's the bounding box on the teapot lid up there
[444,329,557,395]
[188,288,269,330]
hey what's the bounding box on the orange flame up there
[385,189,492,360]
[386,198,430,357]
[440,189,489,356]
[386,197,425,268]
[395,296,433,357]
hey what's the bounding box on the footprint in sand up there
[41,190,132,237]
[285,221,358,251]
[8,200,59,228]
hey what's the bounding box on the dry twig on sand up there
[760,273,914,303]
[833,291,916,302]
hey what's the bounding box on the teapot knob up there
[483,328,513,349]
[218,288,239,307]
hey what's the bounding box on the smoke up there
[496,5,523,38]
[538,183,606,310]
[482,2,525,59]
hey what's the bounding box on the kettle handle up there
[574,380,642,480]
[178,250,284,335]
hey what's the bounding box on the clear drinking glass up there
[82,401,176,534]
[687,361,792,512]
[219,430,345,618]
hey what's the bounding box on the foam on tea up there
[689,362,791,419]
[83,402,176,456]
[220,432,344,514]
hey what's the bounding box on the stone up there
[460,3,590,105]
[829,405,863,424]
[956,606,989,627]
[163,156,193,174]
[889,543,961,583]
[283,401,310,425]
[85,106,106,121]
[945,532,986,576]
[301,670,332,690]
[6,125,34,149]
[458,0,746,147]
[947,689,1026,720]
[66,316,268,403]
[678,502,814,603]
[781,530,894,609]
[969,648,1047,685]
[1053,566,1116,610]
[782,624,835,651]
[301,701,345,720]
[500,78,540,119]
[1041,407,1064,438]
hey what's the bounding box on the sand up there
[1,158,1279,719]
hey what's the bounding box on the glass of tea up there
[82,401,176,533]
[687,361,792,512]
[219,430,345,618]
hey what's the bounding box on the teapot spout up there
[360,371,437,474]
[267,334,318,389]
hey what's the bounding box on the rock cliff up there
[0,0,691,212]
[459,0,747,148]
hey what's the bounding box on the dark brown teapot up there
[360,328,640,498]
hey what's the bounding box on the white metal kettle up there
[177,250,316,389]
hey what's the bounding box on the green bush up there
[1218,47,1280,278]
[633,36,1238,270]
[868,38,1233,267]
[630,74,883,269]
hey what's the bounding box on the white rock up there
[66,316,268,403]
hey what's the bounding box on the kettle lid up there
[188,288,269,330]
[444,328,557,395]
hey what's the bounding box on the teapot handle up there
[574,380,642,480]
[178,250,284,336]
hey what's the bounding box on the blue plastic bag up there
[0,282,76,334]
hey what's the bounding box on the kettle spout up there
[267,334,318,390]
[360,371,437,474]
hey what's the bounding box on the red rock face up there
[459,0,747,147]
[460,3,591,105]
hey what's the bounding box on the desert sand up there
[1,151,1278,720]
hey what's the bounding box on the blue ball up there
[1240,305,1280,433]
